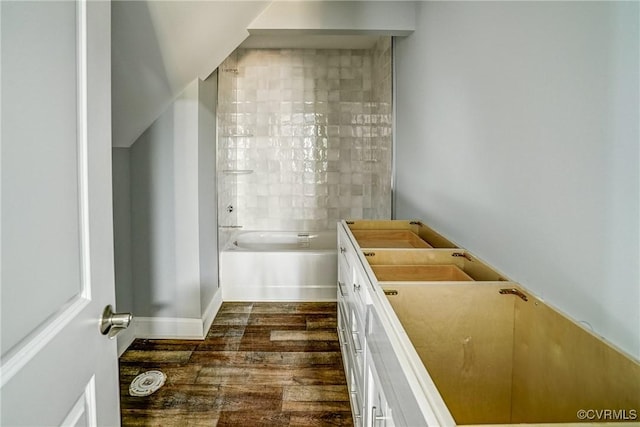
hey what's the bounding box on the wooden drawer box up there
[382,283,640,425]
[372,264,474,281]
[346,220,458,249]
[364,249,509,282]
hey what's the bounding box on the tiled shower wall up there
[218,38,392,232]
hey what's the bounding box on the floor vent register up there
[129,370,166,397]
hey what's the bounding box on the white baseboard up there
[134,316,205,340]
[223,285,337,302]
[124,291,223,344]
[202,290,223,335]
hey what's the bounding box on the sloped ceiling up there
[111,1,270,148]
[111,1,415,148]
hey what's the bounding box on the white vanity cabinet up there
[337,219,640,427]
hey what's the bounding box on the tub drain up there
[129,370,166,397]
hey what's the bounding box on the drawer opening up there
[372,264,474,282]
[346,220,458,248]
[365,249,508,282]
[351,229,433,249]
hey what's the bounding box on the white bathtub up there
[220,230,338,301]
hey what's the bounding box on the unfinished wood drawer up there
[371,264,474,282]
[381,283,640,425]
[350,229,432,248]
[364,249,509,282]
[346,219,458,248]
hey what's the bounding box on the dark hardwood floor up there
[119,302,353,426]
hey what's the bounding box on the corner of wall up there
[125,290,222,343]
[202,289,223,337]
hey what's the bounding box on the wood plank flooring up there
[119,302,353,426]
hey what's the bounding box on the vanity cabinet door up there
[366,306,427,427]
[352,264,371,321]
[349,366,365,427]
[338,224,366,424]
[365,357,393,427]
[337,295,350,371]
[337,254,350,330]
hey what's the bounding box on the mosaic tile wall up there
[218,38,392,232]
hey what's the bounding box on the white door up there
[1,1,121,426]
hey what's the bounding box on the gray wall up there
[395,1,639,358]
[128,78,218,321]
[130,104,179,318]
[198,73,219,314]
[112,148,134,314]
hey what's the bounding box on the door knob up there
[100,305,132,339]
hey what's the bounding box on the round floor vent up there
[129,370,166,397]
